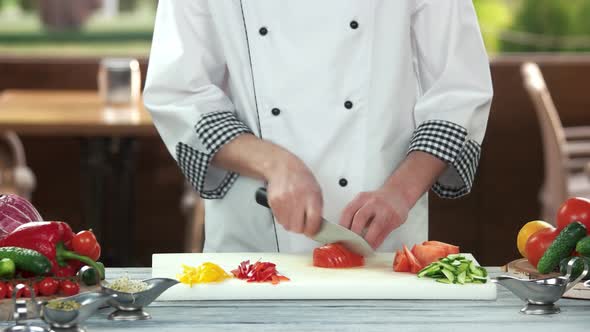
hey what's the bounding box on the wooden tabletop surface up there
[1,268,588,332]
[0,90,157,136]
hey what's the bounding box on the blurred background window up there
[0,0,156,57]
[1,0,590,56]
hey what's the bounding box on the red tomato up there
[5,283,13,298]
[412,244,448,266]
[72,230,101,261]
[59,280,80,296]
[313,243,365,268]
[422,241,460,255]
[393,250,410,272]
[88,245,101,261]
[22,283,39,298]
[403,245,423,274]
[525,227,559,268]
[38,277,59,296]
[557,197,590,232]
[0,282,6,299]
[6,283,24,298]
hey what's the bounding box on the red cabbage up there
[0,194,43,240]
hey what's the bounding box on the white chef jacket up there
[143,0,493,253]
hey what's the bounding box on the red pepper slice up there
[232,260,289,284]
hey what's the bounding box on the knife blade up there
[255,187,375,257]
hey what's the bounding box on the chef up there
[143,0,493,253]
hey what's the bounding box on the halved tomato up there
[422,241,460,255]
[313,243,365,268]
[393,250,410,272]
[403,245,423,274]
[412,244,448,266]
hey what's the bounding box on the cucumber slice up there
[457,271,466,285]
[437,261,457,272]
[436,278,452,284]
[442,268,455,283]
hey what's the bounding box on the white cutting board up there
[151,253,497,301]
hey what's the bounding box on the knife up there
[255,187,375,257]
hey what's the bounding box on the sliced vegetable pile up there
[517,196,590,279]
[177,262,232,287]
[417,254,488,284]
[231,260,289,285]
[393,241,459,273]
[313,243,364,268]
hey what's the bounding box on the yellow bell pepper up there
[177,262,232,287]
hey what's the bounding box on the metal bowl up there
[41,292,114,332]
[101,278,178,321]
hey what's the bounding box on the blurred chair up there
[0,132,36,200]
[521,62,590,223]
[181,183,205,253]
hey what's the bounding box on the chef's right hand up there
[265,154,323,237]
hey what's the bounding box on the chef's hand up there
[339,188,410,249]
[266,154,324,237]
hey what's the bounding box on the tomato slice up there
[313,243,365,268]
[422,241,460,255]
[403,245,423,274]
[393,250,410,272]
[412,244,448,266]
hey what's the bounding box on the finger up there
[304,198,323,237]
[290,203,305,234]
[339,193,367,229]
[350,203,375,235]
[364,214,388,249]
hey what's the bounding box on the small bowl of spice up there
[42,292,114,329]
[101,276,178,321]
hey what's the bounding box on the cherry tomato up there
[6,283,24,298]
[22,283,39,298]
[557,197,590,232]
[525,227,559,268]
[72,230,101,261]
[38,277,59,296]
[59,280,80,296]
[0,282,6,299]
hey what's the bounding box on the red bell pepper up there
[0,221,103,278]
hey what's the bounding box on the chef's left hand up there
[339,188,410,249]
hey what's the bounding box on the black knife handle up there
[255,187,270,208]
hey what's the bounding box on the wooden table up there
[1,267,588,332]
[0,90,158,266]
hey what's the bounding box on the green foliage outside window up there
[501,0,590,52]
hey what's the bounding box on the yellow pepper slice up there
[177,262,232,287]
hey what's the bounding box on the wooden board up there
[502,258,590,300]
[152,253,497,301]
[0,284,100,321]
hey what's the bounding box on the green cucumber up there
[559,256,590,281]
[0,247,51,276]
[537,222,587,274]
[576,236,590,256]
[79,262,105,286]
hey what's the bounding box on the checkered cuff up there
[408,120,481,199]
[176,111,252,199]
